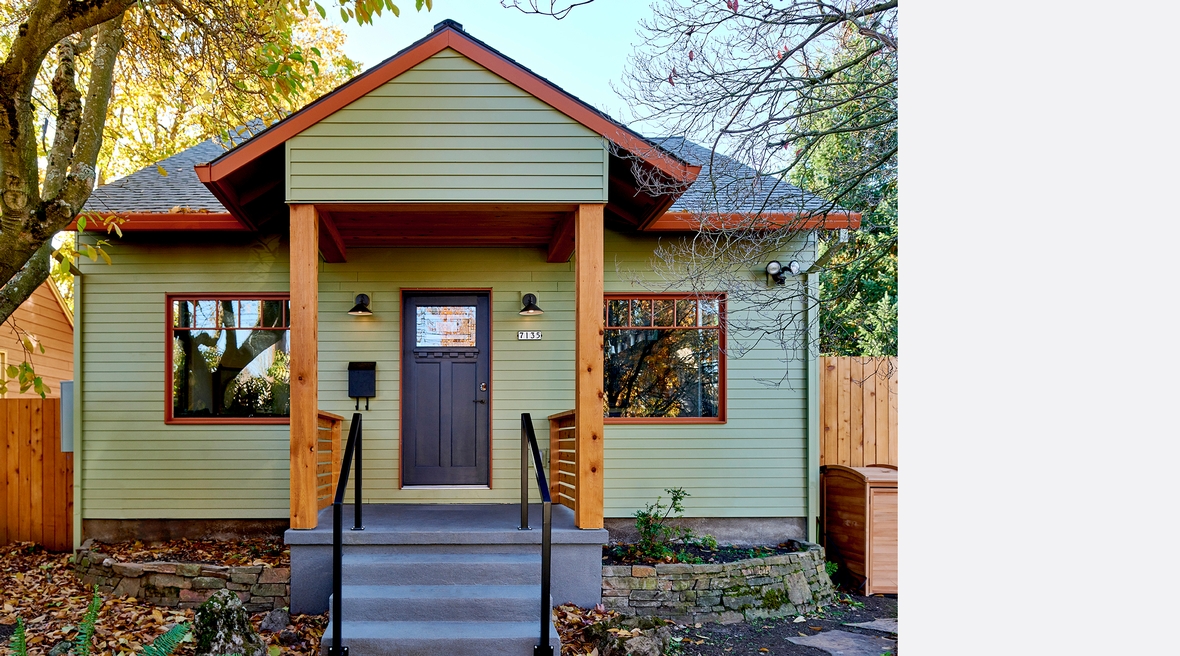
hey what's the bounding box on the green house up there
[75,19,858,651]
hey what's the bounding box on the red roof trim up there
[200,27,699,186]
[67,212,249,232]
[645,211,862,232]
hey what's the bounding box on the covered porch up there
[288,202,608,531]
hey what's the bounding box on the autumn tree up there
[618,0,897,362]
[512,0,898,360]
[0,0,428,395]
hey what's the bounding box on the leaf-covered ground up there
[87,538,288,568]
[0,543,323,656]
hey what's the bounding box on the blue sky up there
[326,1,657,132]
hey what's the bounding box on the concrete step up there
[320,620,562,656]
[334,585,542,622]
[341,552,541,586]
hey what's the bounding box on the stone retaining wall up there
[602,542,835,625]
[73,541,289,613]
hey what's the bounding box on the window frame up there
[164,292,292,425]
[602,292,727,425]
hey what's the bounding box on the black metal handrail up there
[520,413,554,656]
[328,412,364,656]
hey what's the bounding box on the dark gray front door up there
[402,292,490,486]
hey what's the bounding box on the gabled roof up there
[78,21,855,234]
[196,19,699,223]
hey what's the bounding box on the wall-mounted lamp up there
[765,260,800,285]
[519,293,544,316]
[348,294,373,316]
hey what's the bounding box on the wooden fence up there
[2,398,73,551]
[820,357,898,468]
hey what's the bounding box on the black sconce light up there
[765,260,800,285]
[519,293,544,316]
[348,294,373,316]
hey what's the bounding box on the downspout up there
[72,264,84,549]
[802,229,848,543]
[803,231,821,543]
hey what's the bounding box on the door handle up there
[473,399,486,404]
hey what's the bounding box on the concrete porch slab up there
[286,503,607,614]
[284,502,606,546]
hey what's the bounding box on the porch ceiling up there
[318,203,573,250]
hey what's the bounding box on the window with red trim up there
[167,295,291,423]
[603,294,725,422]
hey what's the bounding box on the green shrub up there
[825,561,839,577]
[632,487,698,560]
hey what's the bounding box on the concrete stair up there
[321,548,562,655]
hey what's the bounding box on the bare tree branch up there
[499,0,595,20]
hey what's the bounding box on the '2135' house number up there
[517,331,542,340]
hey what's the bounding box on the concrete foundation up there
[83,519,289,543]
[603,516,807,547]
[286,503,607,614]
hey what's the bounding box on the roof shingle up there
[83,139,227,214]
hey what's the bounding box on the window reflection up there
[171,297,290,419]
[603,295,723,419]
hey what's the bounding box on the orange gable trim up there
[67,212,248,231]
[195,26,700,186]
[644,211,862,232]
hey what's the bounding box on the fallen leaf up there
[760,649,769,653]
[809,626,823,630]
[793,616,806,623]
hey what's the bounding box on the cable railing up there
[520,413,554,656]
[328,412,364,656]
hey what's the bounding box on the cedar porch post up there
[289,204,319,529]
[574,203,605,529]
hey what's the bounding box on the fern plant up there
[7,618,27,656]
[139,622,191,656]
[74,586,103,656]
[6,588,190,656]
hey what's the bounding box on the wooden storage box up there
[820,464,897,595]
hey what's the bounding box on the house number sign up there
[518,331,543,340]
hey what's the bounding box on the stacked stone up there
[73,543,290,613]
[601,542,835,625]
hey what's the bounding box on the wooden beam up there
[547,212,576,263]
[318,212,348,263]
[289,204,320,530]
[573,203,605,530]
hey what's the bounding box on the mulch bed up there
[88,537,288,568]
[602,540,804,566]
[1,542,321,656]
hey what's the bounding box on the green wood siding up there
[602,230,813,519]
[317,246,573,505]
[76,229,812,520]
[285,49,608,204]
[77,236,292,519]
